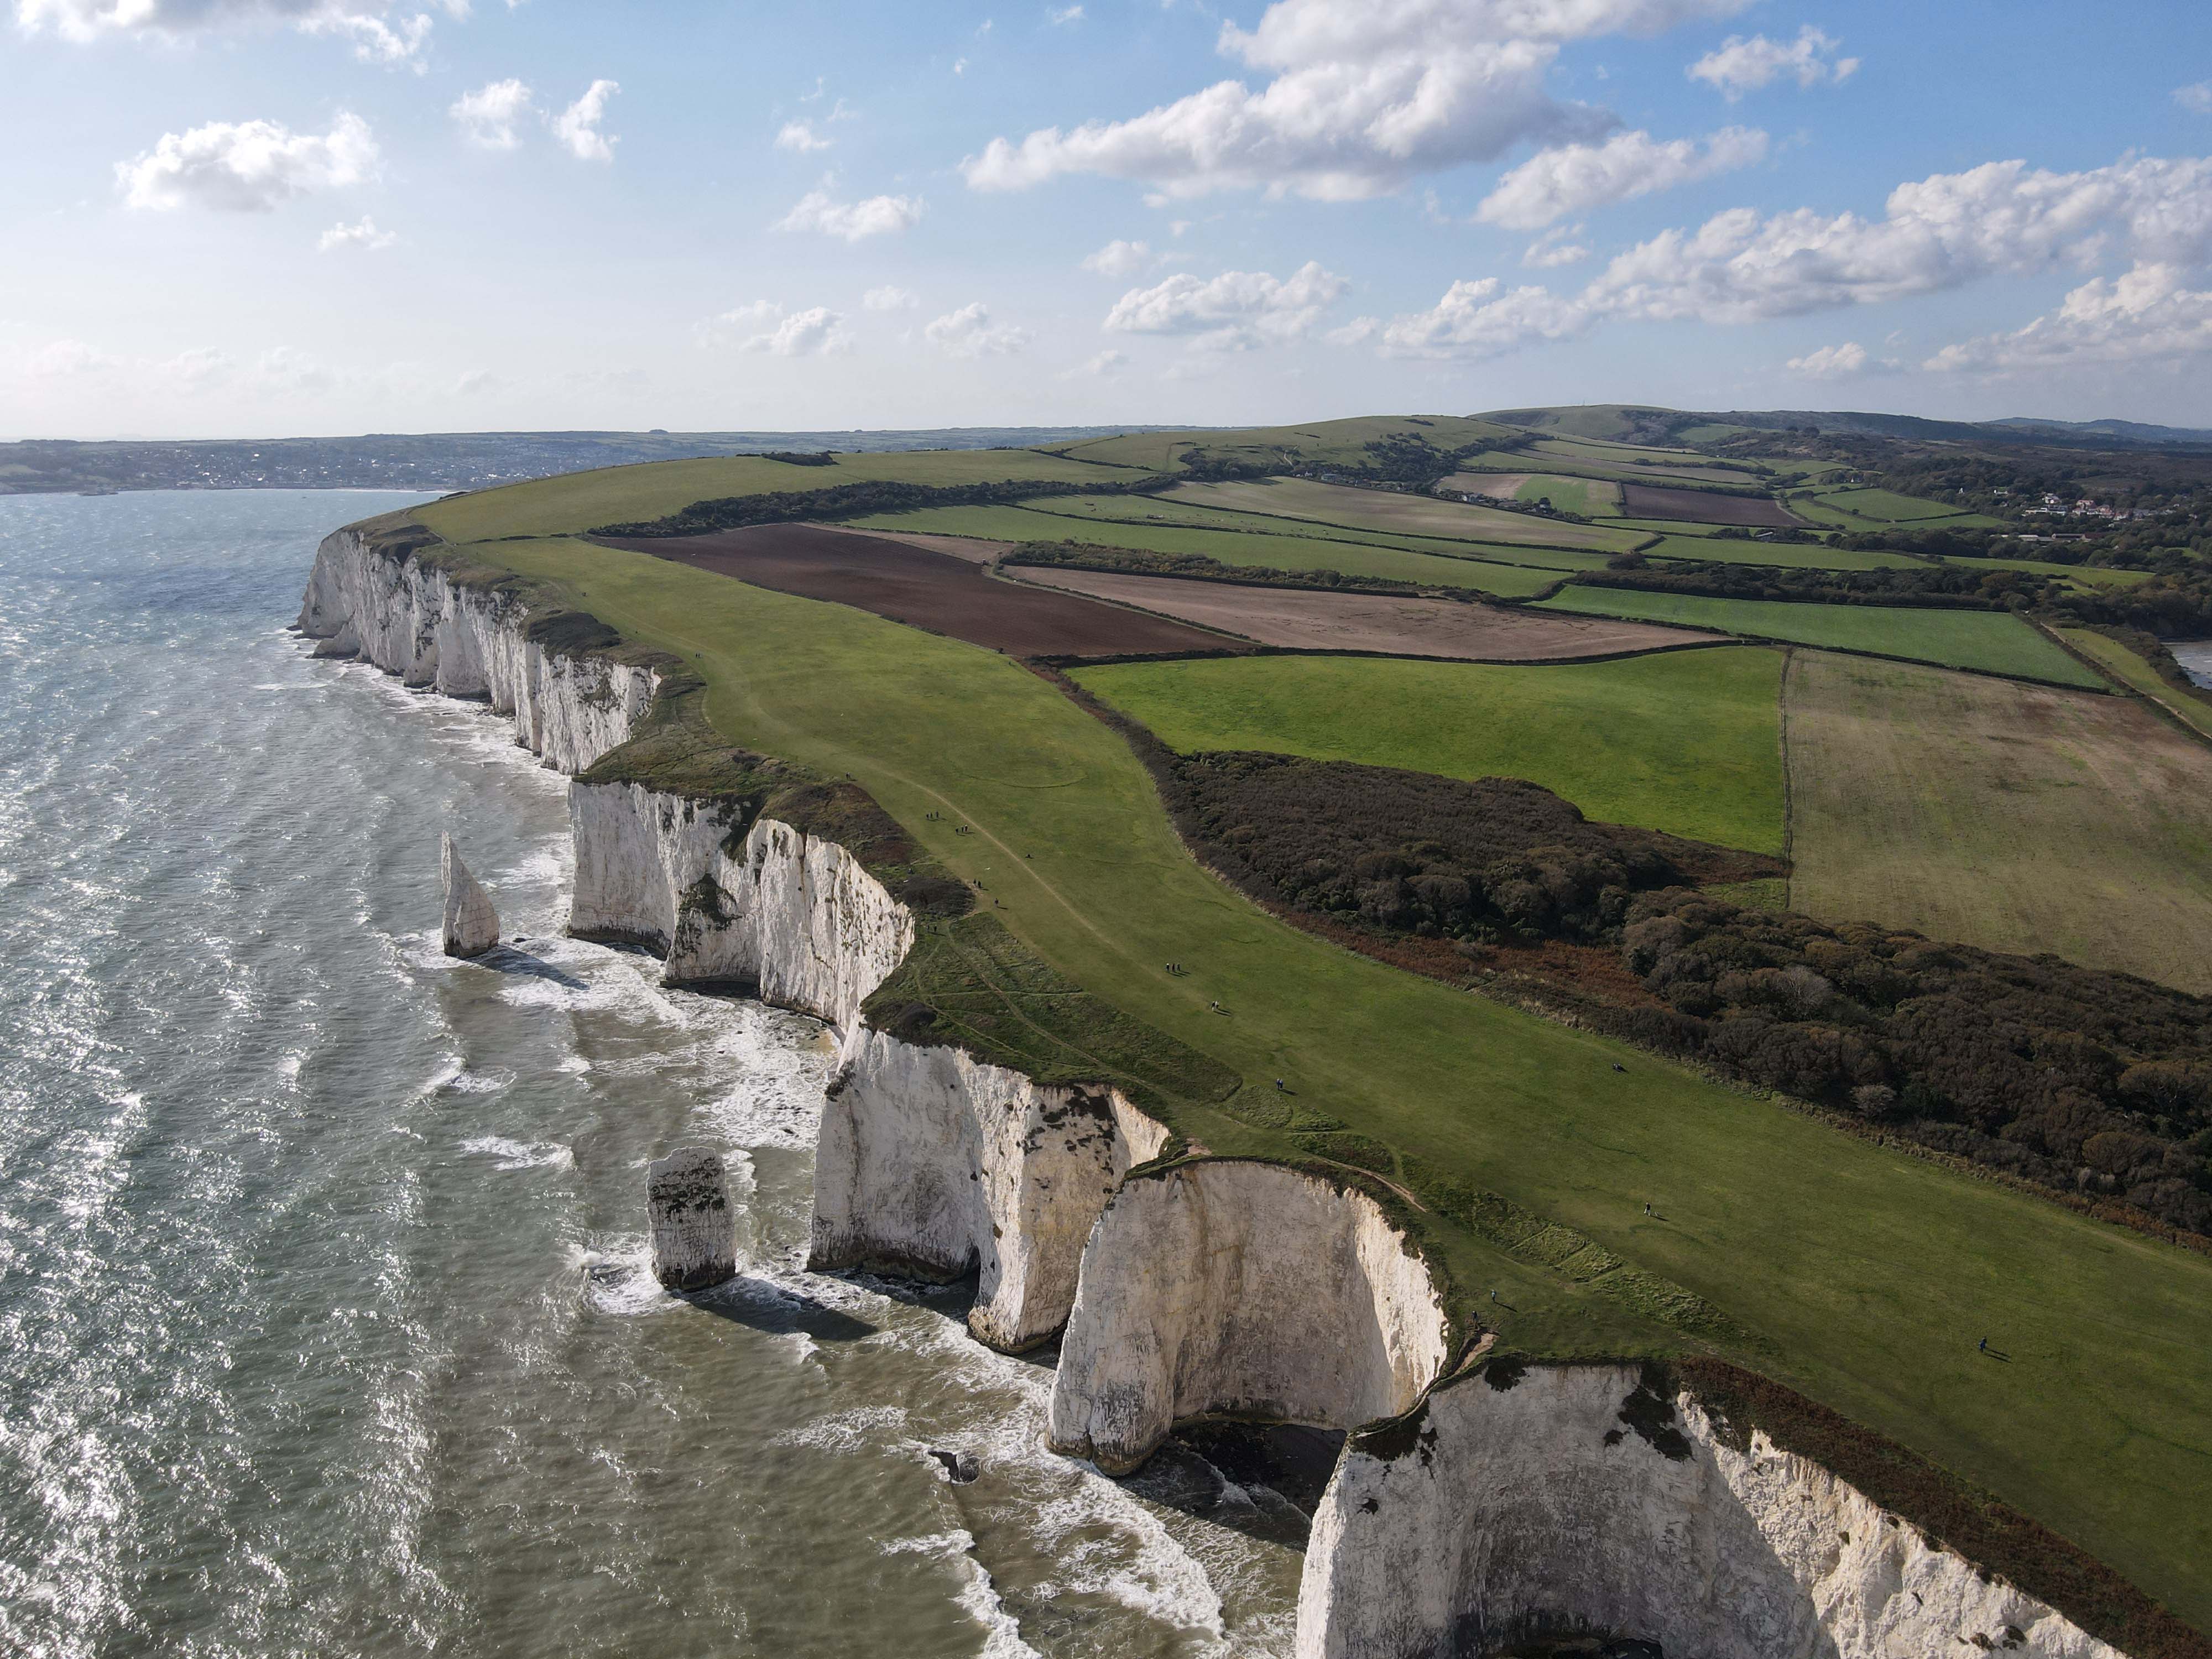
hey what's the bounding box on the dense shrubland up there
[1587,559,2036,609]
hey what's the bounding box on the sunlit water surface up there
[0,491,1302,1658]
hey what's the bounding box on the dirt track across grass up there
[599,524,1241,659]
[1620,483,1803,528]
[1013,566,1723,661]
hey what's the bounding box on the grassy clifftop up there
[378,447,2212,1634]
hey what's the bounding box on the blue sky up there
[5,0,2212,437]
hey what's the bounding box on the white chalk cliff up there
[811,1027,1170,1352]
[440,833,501,958]
[648,1147,739,1292]
[1048,1161,1452,1476]
[1296,1361,2125,1659]
[298,524,656,774]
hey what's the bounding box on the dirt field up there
[1620,483,1803,528]
[599,524,1240,659]
[1013,566,1723,661]
[799,520,1010,565]
[1785,651,2212,993]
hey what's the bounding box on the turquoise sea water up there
[0,491,1300,1658]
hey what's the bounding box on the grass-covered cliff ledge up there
[328,439,2212,1637]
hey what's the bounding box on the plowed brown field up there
[598,524,1240,659]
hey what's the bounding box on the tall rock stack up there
[440,834,502,958]
[649,1147,738,1292]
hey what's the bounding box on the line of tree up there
[1582,558,2046,610]
[591,473,1178,537]
[1003,539,1460,599]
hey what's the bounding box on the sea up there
[0,491,1305,1658]
[2169,640,2212,690]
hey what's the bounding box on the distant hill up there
[1480,404,2212,451]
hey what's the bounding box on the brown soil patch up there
[598,524,1241,660]
[800,520,1011,565]
[1013,567,1722,661]
[1621,483,1803,528]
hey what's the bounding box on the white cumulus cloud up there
[1785,341,1870,377]
[17,0,460,66]
[747,306,853,357]
[1522,225,1589,267]
[1688,25,1859,100]
[776,119,832,153]
[863,285,920,311]
[1081,238,1153,276]
[552,79,619,163]
[962,0,1755,202]
[1103,260,1348,348]
[775,189,925,241]
[2177,82,2212,116]
[452,79,533,150]
[1363,150,2212,361]
[117,112,378,212]
[925,302,1031,357]
[1476,126,1767,229]
[319,215,395,251]
[1926,263,2212,373]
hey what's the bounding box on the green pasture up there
[1790,488,2009,532]
[1432,472,1623,516]
[419,446,1142,543]
[1071,649,1786,854]
[844,504,1567,596]
[1538,587,2107,686]
[437,508,2212,1629]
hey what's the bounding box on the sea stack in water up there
[440,834,501,958]
[649,1147,738,1292]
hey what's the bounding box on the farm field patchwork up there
[1048,414,1515,474]
[1006,566,1676,658]
[840,504,1567,594]
[1162,477,1645,552]
[1071,648,1786,853]
[1536,586,2107,686]
[460,521,2212,1630]
[1784,651,2212,994]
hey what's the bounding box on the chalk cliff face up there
[1047,1161,1452,1476]
[648,1147,739,1292]
[299,525,656,773]
[811,1026,1171,1352]
[568,781,913,1029]
[1296,1362,2124,1659]
[440,833,501,958]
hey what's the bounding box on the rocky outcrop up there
[1047,1161,1452,1475]
[810,1026,1171,1352]
[1296,1361,2125,1659]
[440,834,501,958]
[568,781,912,1026]
[299,524,656,772]
[648,1147,738,1292]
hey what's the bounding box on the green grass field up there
[1536,587,2107,686]
[843,503,1569,597]
[2062,628,2212,742]
[1071,650,1786,854]
[1436,472,1623,517]
[1789,488,2010,532]
[1163,477,1645,553]
[1785,652,2212,995]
